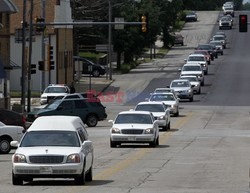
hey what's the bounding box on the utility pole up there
[41,0,46,92]
[27,0,34,112]
[108,0,112,80]
[21,0,27,113]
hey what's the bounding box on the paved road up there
[2,11,250,193]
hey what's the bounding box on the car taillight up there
[22,116,26,125]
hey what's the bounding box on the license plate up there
[40,166,53,174]
[128,136,136,141]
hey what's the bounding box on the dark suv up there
[74,56,106,77]
[27,98,107,127]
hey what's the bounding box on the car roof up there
[171,79,189,83]
[213,35,224,38]
[183,63,201,66]
[189,54,205,57]
[136,101,165,105]
[28,116,84,132]
[180,75,198,78]
[118,111,152,115]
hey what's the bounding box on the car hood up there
[15,146,81,156]
[41,93,67,97]
[112,124,153,129]
[171,87,190,92]
[181,71,202,75]
[151,112,165,117]
[28,108,54,115]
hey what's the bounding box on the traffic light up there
[239,14,247,32]
[34,17,46,32]
[140,14,148,33]
[38,61,45,71]
[47,45,54,70]
[31,64,36,74]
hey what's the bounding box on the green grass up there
[10,91,40,98]
[79,52,106,59]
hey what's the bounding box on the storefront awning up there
[0,58,6,78]
[0,0,18,13]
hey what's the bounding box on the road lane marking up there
[64,112,194,193]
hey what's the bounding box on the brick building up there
[9,0,74,92]
[0,0,18,108]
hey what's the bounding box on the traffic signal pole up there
[27,0,34,112]
[21,0,27,113]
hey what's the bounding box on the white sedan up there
[180,76,201,94]
[134,102,170,131]
[148,93,180,117]
[11,116,93,185]
[0,121,24,154]
[110,111,159,147]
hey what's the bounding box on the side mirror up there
[184,59,187,62]
[145,98,149,101]
[178,68,182,72]
[153,120,160,125]
[10,141,19,147]
[129,109,134,111]
[166,85,170,88]
[108,120,114,123]
[82,140,92,146]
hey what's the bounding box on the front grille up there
[221,23,229,26]
[53,170,77,174]
[29,156,64,164]
[122,129,143,134]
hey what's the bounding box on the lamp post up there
[108,0,112,80]
[21,0,27,113]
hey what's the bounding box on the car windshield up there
[194,51,206,55]
[154,89,171,93]
[198,45,211,50]
[44,87,67,93]
[115,114,153,124]
[44,100,61,109]
[183,66,201,71]
[188,56,205,61]
[181,77,198,82]
[150,94,175,101]
[210,41,221,46]
[171,81,189,88]
[20,131,80,147]
[135,104,165,112]
[214,36,224,41]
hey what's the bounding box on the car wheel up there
[174,110,179,117]
[156,137,159,146]
[198,88,201,94]
[215,53,218,58]
[92,70,100,77]
[189,96,193,102]
[149,138,157,147]
[201,81,204,86]
[12,172,23,185]
[205,70,208,75]
[75,167,85,185]
[86,115,98,127]
[0,137,11,154]
[110,139,117,148]
[181,42,184,46]
[221,52,223,55]
[85,166,93,181]
[208,61,210,65]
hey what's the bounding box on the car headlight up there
[111,128,120,134]
[158,115,165,120]
[67,154,80,163]
[145,128,154,134]
[188,89,192,93]
[13,154,27,163]
[171,104,176,108]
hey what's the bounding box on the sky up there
[243,0,250,4]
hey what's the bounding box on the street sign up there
[115,17,124,30]
[96,44,113,52]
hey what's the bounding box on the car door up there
[56,100,75,116]
[82,59,90,74]
[73,100,89,123]
[78,128,93,170]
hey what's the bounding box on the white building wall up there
[10,34,57,92]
